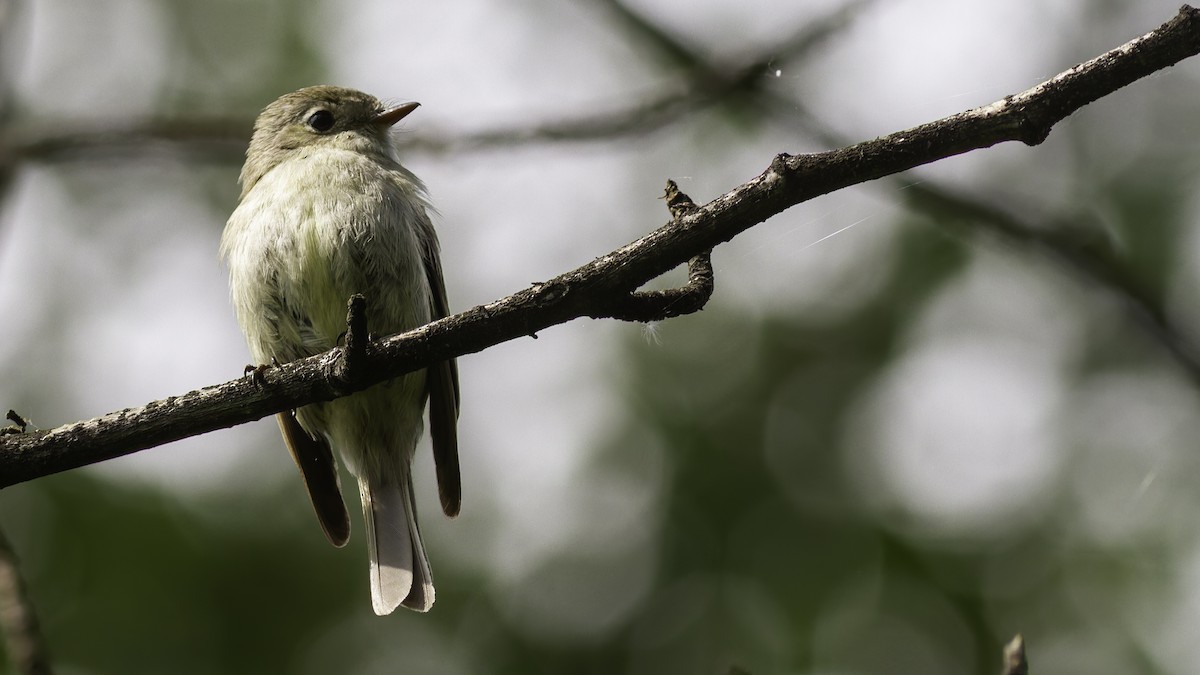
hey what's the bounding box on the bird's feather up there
[360,471,434,614]
[277,411,350,547]
[418,215,462,518]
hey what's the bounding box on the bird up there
[220,85,460,614]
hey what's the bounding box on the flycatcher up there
[220,85,460,615]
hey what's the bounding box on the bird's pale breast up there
[222,147,434,478]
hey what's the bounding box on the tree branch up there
[585,0,1200,384]
[752,85,1200,384]
[592,181,714,322]
[2,6,1198,488]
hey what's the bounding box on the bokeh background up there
[2,0,1200,673]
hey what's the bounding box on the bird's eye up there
[306,110,335,133]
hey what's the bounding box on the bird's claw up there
[244,358,281,387]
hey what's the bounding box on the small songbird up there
[220,85,460,614]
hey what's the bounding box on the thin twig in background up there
[902,182,1200,381]
[0,118,250,166]
[1002,635,1028,675]
[0,5,1197,489]
[593,0,873,76]
[0,1,872,165]
[0,527,52,675]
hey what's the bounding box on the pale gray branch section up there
[2,5,1199,488]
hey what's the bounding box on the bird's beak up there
[373,102,420,127]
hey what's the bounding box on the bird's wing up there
[277,411,351,546]
[418,216,462,518]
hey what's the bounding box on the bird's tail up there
[359,470,434,614]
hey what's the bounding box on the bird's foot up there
[243,357,281,387]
